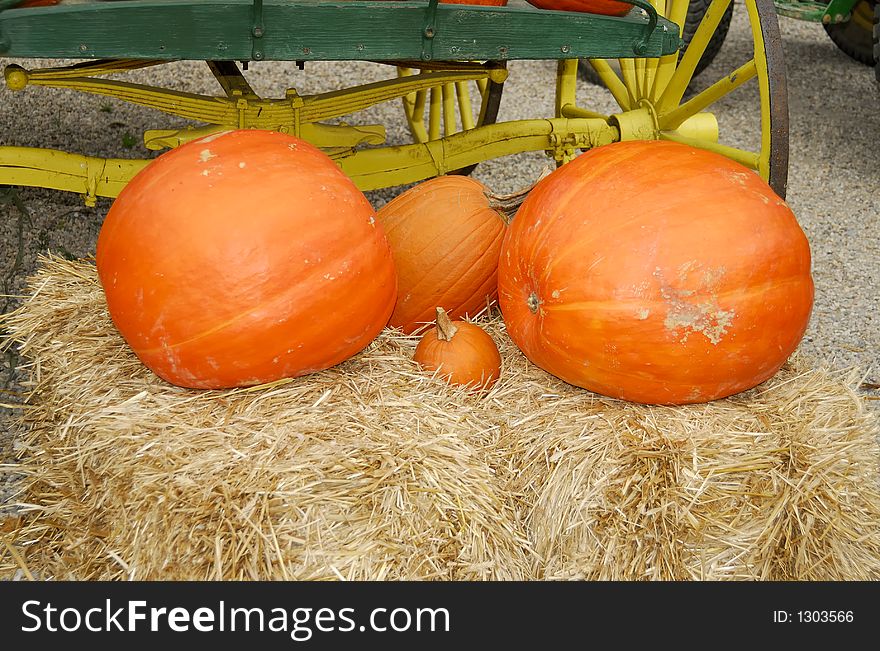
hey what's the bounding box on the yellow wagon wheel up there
[397,62,505,175]
[570,0,789,197]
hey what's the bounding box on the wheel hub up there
[611,101,719,144]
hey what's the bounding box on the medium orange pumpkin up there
[524,0,632,16]
[377,176,507,334]
[498,140,814,405]
[96,129,397,389]
[414,307,502,390]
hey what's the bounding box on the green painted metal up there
[0,0,681,61]
[821,0,862,22]
[772,0,859,23]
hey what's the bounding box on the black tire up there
[824,0,877,66]
[579,0,735,84]
[873,1,880,82]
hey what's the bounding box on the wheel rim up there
[578,0,789,197]
[397,64,504,175]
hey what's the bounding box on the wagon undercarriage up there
[0,0,790,202]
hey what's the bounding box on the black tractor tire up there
[873,1,880,82]
[824,0,877,66]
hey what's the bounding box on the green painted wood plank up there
[0,0,681,61]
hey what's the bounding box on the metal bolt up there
[356,44,365,51]
[561,45,570,54]
[302,47,311,55]
[424,27,435,39]
[499,46,508,57]
[253,51,264,60]
[252,26,264,38]
[79,44,88,52]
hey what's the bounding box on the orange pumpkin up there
[498,140,814,405]
[377,176,507,334]
[96,129,397,389]
[524,0,632,16]
[414,308,502,390]
[441,0,508,4]
[13,1,61,7]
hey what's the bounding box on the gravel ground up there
[0,7,878,514]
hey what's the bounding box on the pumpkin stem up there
[434,307,458,341]
[527,292,541,314]
[486,165,553,223]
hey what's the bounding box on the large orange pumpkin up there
[524,0,632,17]
[96,129,397,389]
[377,176,507,334]
[498,140,814,405]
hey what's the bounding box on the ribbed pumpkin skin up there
[498,141,814,405]
[414,321,502,390]
[377,176,507,334]
[525,0,632,17]
[96,130,397,389]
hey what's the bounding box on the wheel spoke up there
[395,62,505,176]
[619,58,639,106]
[455,81,475,131]
[656,0,733,114]
[587,59,631,111]
[442,83,457,136]
[658,59,757,130]
[559,105,608,120]
[652,0,690,100]
[398,67,416,121]
[650,53,677,102]
[635,57,648,99]
[428,86,441,141]
[667,0,690,28]
[660,131,760,170]
[410,90,429,142]
[555,59,579,117]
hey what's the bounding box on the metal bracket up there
[821,0,860,24]
[251,0,265,61]
[628,0,659,56]
[286,88,304,138]
[421,0,440,61]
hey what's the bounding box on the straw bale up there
[1,255,879,580]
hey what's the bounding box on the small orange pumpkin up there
[414,308,502,390]
[524,0,632,16]
[441,0,508,5]
[377,176,508,335]
[498,140,814,405]
[96,129,397,390]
